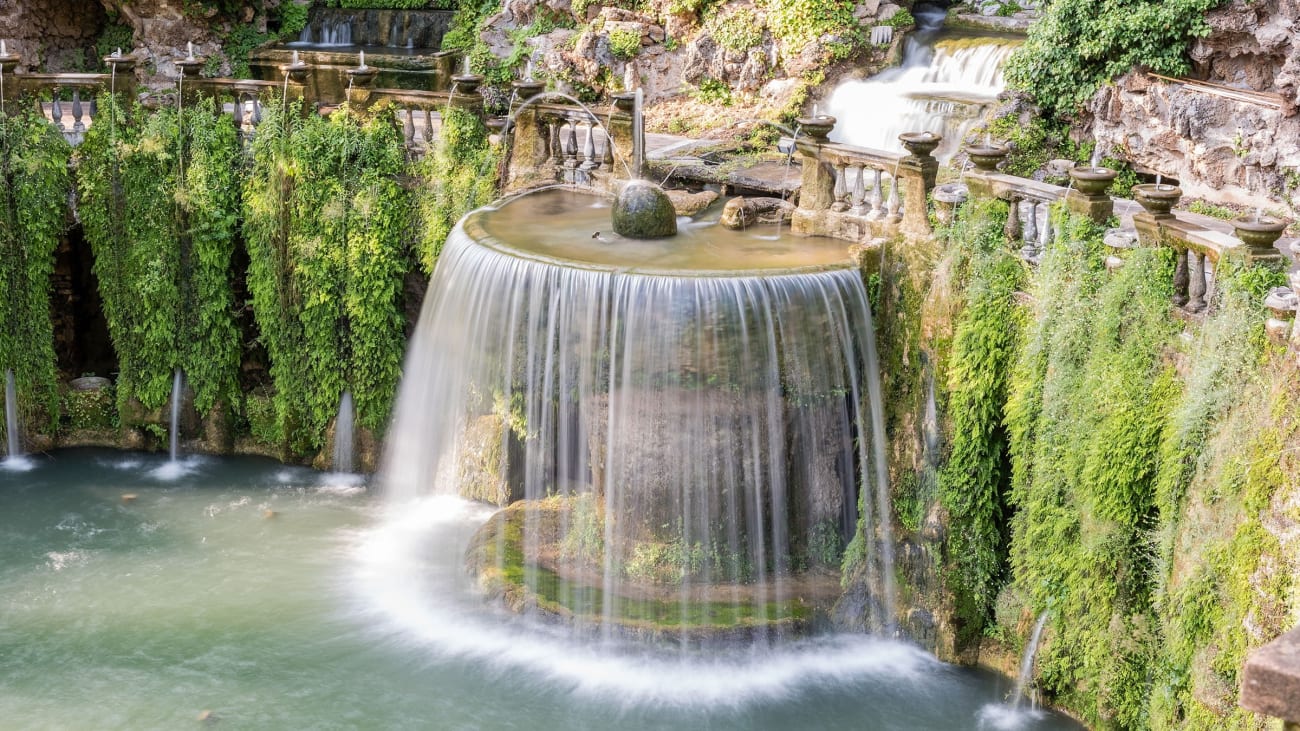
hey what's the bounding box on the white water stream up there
[822,6,1020,161]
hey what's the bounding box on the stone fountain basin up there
[899,132,942,158]
[1068,166,1117,196]
[965,144,1008,172]
[1233,216,1288,250]
[1132,184,1182,215]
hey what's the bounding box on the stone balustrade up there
[791,132,932,242]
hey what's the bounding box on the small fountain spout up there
[4,369,20,460]
[358,50,366,69]
[186,41,195,61]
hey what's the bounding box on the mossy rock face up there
[612,182,678,239]
[465,496,838,645]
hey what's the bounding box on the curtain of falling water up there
[4,369,20,459]
[382,226,893,641]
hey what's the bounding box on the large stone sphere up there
[612,180,678,239]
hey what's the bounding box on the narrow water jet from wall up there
[169,368,183,462]
[4,369,20,460]
[1012,611,1050,709]
[334,391,355,473]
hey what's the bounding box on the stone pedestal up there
[899,155,936,238]
[1240,628,1300,727]
[1064,188,1113,224]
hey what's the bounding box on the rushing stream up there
[0,450,1081,729]
[822,4,1020,160]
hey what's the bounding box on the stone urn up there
[1232,215,1288,252]
[1263,286,1298,342]
[1069,166,1118,197]
[965,143,1009,172]
[899,131,941,159]
[279,53,311,84]
[795,115,836,144]
[452,73,484,95]
[346,63,379,89]
[102,51,136,76]
[931,182,969,225]
[1132,183,1182,217]
[512,79,544,101]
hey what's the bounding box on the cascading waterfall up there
[381,190,894,643]
[4,369,20,460]
[168,368,183,462]
[334,391,356,473]
[822,5,1020,161]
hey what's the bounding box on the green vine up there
[413,105,500,272]
[244,101,410,456]
[77,95,242,423]
[0,107,69,438]
[935,199,1022,645]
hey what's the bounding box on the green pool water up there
[0,450,1081,730]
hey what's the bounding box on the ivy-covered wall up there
[889,199,1298,729]
[0,89,496,465]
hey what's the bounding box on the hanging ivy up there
[413,105,500,272]
[0,106,70,437]
[243,101,410,456]
[77,95,242,419]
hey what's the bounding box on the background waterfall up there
[822,6,1020,161]
[381,198,895,641]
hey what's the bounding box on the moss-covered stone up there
[612,181,678,239]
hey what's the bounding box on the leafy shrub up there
[1003,0,1222,116]
[883,7,914,28]
[706,7,765,53]
[691,76,733,105]
[607,27,642,59]
[761,0,859,65]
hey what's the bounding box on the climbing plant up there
[0,107,70,436]
[413,105,500,272]
[935,198,1022,645]
[243,101,410,456]
[77,96,242,420]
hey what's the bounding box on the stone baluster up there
[1021,199,1038,249]
[1172,249,1190,307]
[563,117,579,170]
[252,96,263,126]
[1004,194,1022,242]
[831,162,849,212]
[601,127,614,169]
[404,107,416,149]
[848,166,867,216]
[541,115,557,166]
[87,95,97,123]
[231,93,244,129]
[580,121,598,171]
[1186,251,1208,313]
[423,108,434,146]
[71,89,84,136]
[886,173,902,220]
[1023,201,1048,261]
[868,168,884,220]
[51,90,65,134]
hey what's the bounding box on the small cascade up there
[168,368,183,462]
[822,4,1020,161]
[1013,611,1050,708]
[4,369,20,460]
[333,391,355,474]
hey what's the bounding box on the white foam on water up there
[977,703,1048,730]
[0,455,36,472]
[148,456,205,481]
[347,495,937,708]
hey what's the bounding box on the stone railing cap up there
[1240,627,1300,722]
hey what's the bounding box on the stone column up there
[897,154,937,238]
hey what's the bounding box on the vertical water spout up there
[1012,611,1050,709]
[169,368,183,462]
[4,369,20,459]
[333,391,355,473]
[632,88,644,178]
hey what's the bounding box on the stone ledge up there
[1240,627,1300,723]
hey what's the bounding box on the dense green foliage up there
[414,106,499,272]
[244,101,410,455]
[1004,0,1223,116]
[77,96,242,419]
[936,199,1022,643]
[760,0,860,65]
[0,108,71,437]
